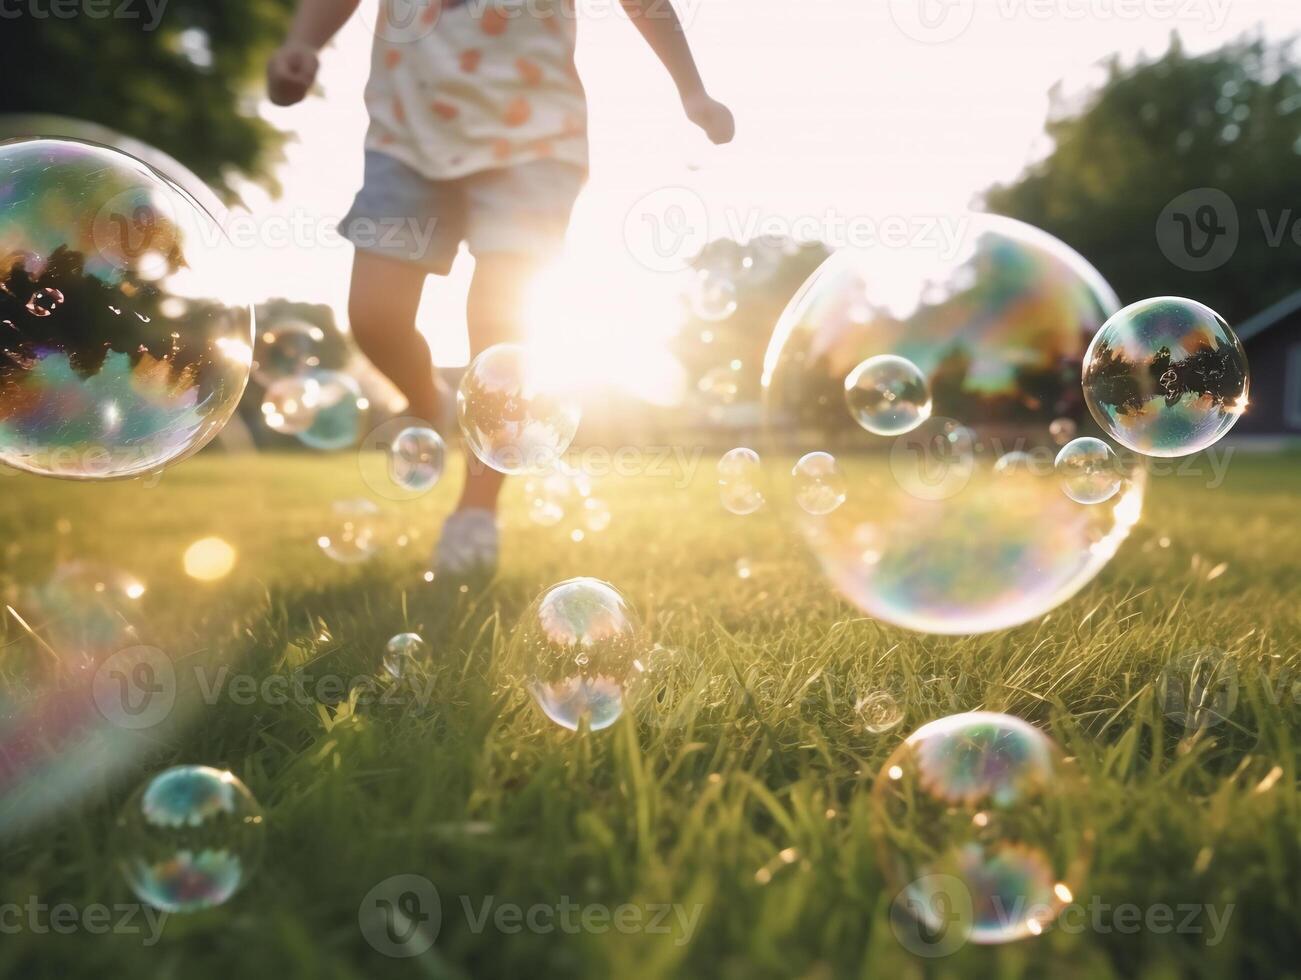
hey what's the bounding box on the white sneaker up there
[433,508,499,578]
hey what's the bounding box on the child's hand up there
[267,41,320,107]
[683,92,735,145]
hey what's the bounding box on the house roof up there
[1236,288,1301,343]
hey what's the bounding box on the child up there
[268,0,733,575]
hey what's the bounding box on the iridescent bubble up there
[1055,437,1121,505]
[689,270,738,323]
[992,450,1040,477]
[260,374,321,436]
[509,578,645,732]
[1082,296,1249,458]
[457,343,581,476]
[717,447,764,515]
[855,690,903,733]
[844,355,932,436]
[0,138,253,479]
[251,319,324,386]
[792,451,846,515]
[388,426,445,492]
[383,632,427,679]
[1048,417,1077,446]
[23,561,146,661]
[296,370,365,451]
[763,216,1144,634]
[317,499,380,563]
[117,765,265,913]
[873,713,1091,944]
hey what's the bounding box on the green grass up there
[1,449,1299,978]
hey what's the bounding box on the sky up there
[244,0,1301,397]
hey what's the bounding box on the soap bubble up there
[117,765,265,913]
[260,374,321,436]
[844,354,932,436]
[522,465,593,528]
[689,270,738,323]
[792,451,847,515]
[1082,296,1249,458]
[457,343,581,475]
[383,632,427,679]
[509,577,645,732]
[296,370,365,451]
[763,216,1144,634]
[1055,437,1121,505]
[855,690,904,733]
[993,450,1039,477]
[873,712,1091,945]
[524,469,572,527]
[388,426,445,492]
[317,499,380,563]
[251,319,324,386]
[0,138,253,479]
[1048,417,1076,446]
[718,447,764,515]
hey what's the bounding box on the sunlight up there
[521,245,687,407]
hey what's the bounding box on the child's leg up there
[347,251,441,424]
[454,252,540,513]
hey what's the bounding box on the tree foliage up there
[0,0,294,201]
[984,34,1301,324]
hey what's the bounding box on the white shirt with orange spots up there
[364,0,588,180]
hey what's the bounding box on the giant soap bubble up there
[762,215,1144,635]
[0,138,253,479]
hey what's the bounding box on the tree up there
[0,0,294,201]
[983,34,1301,325]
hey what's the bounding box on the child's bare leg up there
[455,252,539,514]
[347,251,441,424]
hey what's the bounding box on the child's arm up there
[267,0,361,106]
[619,0,735,144]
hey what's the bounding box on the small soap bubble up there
[116,766,265,913]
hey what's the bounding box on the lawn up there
[0,448,1298,978]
